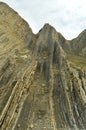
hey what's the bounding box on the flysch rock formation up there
[0,2,86,130]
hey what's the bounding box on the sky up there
[1,0,86,39]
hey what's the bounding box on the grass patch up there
[67,54,86,71]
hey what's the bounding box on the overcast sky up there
[1,0,86,39]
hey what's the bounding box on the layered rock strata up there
[0,2,86,130]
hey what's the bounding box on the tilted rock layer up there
[0,2,86,130]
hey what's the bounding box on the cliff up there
[0,2,86,130]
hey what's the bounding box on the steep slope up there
[0,2,86,130]
[69,29,86,56]
[0,1,33,59]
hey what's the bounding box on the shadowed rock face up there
[0,2,86,130]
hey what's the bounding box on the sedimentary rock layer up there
[0,2,86,130]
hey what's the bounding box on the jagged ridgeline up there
[0,2,86,130]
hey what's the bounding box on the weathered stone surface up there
[0,2,86,130]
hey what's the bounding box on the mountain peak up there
[0,1,11,8]
[38,23,56,34]
[0,1,5,4]
[78,29,86,37]
[43,23,54,29]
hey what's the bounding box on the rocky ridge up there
[0,2,86,130]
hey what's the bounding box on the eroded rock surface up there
[0,2,86,130]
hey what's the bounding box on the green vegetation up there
[67,54,86,71]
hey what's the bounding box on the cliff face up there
[0,2,86,130]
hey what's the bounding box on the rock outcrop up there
[0,2,86,130]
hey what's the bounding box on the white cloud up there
[1,0,86,39]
